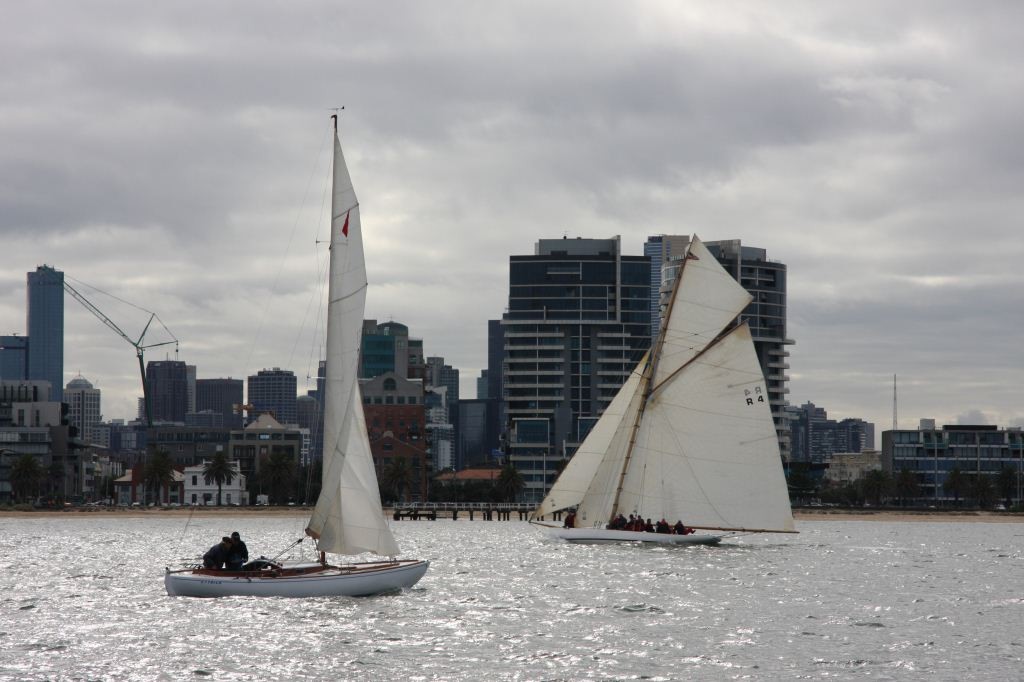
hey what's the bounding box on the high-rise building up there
[26,265,64,402]
[502,236,651,502]
[0,335,28,381]
[643,235,691,339]
[65,375,101,443]
[247,368,297,425]
[146,360,188,424]
[486,319,503,401]
[196,378,244,430]
[788,401,875,463]
[654,236,795,460]
[185,364,196,414]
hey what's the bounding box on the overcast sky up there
[2,1,1022,434]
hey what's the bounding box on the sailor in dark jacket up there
[203,537,232,569]
[227,531,249,570]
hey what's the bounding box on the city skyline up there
[2,3,1022,431]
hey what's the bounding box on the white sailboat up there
[530,236,795,546]
[165,117,429,597]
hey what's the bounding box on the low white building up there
[183,460,248,506]
[823,450,882,486]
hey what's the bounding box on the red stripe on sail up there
[342,211,350,237]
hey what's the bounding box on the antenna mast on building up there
[892,374,898,431]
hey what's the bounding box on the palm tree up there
[203,451,236,506]
[895,468,920,507]
[262,451,296,505]
[144,450,175,505]
[10,454,43,503]
[381,457,413,504]
[495,463,524,502]
[943,467,969,507]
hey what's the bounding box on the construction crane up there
[63,279,178,427]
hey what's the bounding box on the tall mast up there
[608,244,692,519]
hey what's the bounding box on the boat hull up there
[543,526,721,546]
[164,560,429,598]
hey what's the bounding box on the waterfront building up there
[64,375,101,444]
[247,368,297,426]
[502,236,651,502]
[0,335,28,381]
[360,372,430,501]
[146,425,230,468]
[654,236,794,459]
[823,450,883,486]
[26,266,64,402]
[788,402,875,463]
[182,459,247,506]
[883,420,1024,506]
[146,360,189,424]
[196,378,244,430]
[227,414,302,486]
[113,467,184,506]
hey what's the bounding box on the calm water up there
[0,514,1021,681]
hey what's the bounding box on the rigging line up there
[244,122,331,373]
[64,275,178,341]
[172,502,199,563]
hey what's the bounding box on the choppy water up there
[0,514,1022,681]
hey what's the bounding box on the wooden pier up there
[390,502,561,521]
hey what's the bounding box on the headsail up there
[651,237,752,387]
[306,121,400,557]
[532,355,646,520]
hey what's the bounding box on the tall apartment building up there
[788,402,875,463]
[65,375,101,443]
[653,236,795,460]
[247,368,297,425]
[146,360,189,424]
[643,235,691,339]
[27,266,64,402]
[196,378,244,430]
[0,335,28,381]
[502,236,651,502]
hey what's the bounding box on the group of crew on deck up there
[562,511,696,535]
[202,532,249,570]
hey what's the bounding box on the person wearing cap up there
[203,537,232,569]
[227,531,249,570]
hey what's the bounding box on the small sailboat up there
[530,236,795,545]
[165,116,429,597]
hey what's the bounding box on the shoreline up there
[1,507,1022,523]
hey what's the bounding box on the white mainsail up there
[306,125,400,557]
[534,235,794,534]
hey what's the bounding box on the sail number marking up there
[744,386,766,406]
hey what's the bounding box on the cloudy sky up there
[2,1,1022,434]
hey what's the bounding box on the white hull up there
[165,560,429,598]
[543,526,721,546]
